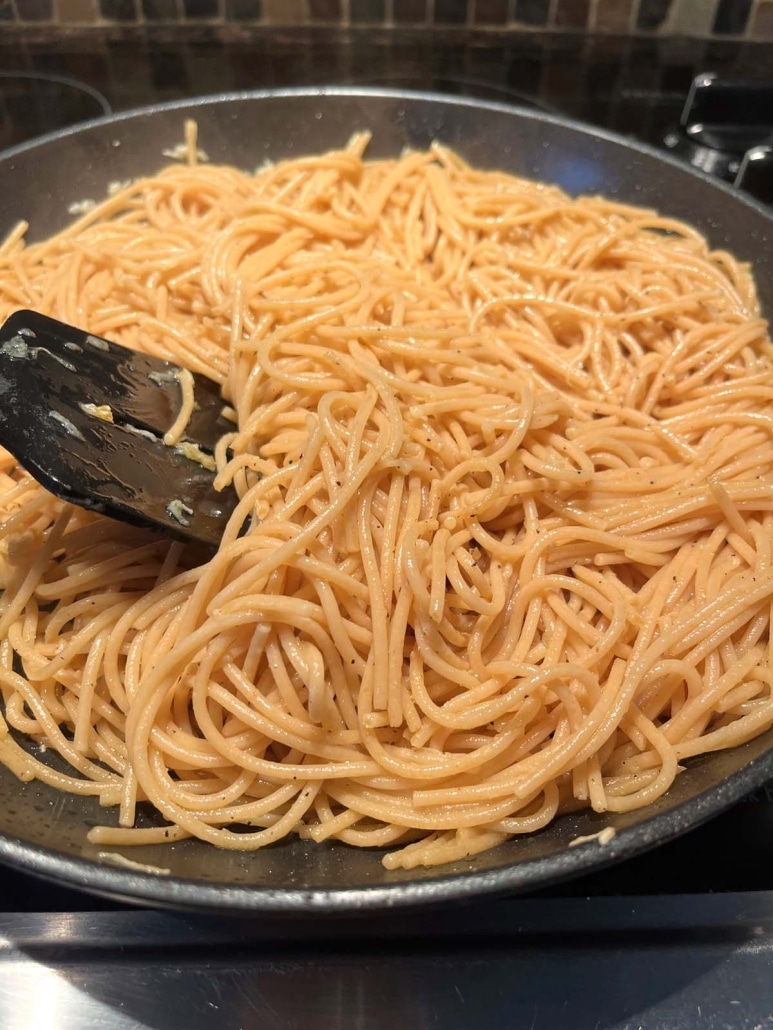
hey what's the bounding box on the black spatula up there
[0,310,240,547]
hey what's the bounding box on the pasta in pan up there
[0,124,771,870]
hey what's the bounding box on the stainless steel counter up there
[1,892,772,1030]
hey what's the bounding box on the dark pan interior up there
[0,88,772,912]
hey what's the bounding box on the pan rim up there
[1,83,772,226]
[1,85,773,912]
[1,740,772,912]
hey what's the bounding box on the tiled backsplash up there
[3,0,773,39]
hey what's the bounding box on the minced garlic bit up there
[162,119,209,166]
[0,335,29,359]
[161,143,193,162]
[107,179,133,196]
[96,851,171,876]
[568,827,617,848]
[48,410,85,441]
[175,441,216,472]
[166,499,194,527]
[123,424,157,443]
[67,199,96,216]
[80,402,114,423]
[85,333,109,352]
[147,370,178,387]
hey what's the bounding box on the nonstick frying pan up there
[1,88,772,913]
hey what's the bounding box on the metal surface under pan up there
[0,88,772,913]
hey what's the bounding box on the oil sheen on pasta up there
[0,127,772,871]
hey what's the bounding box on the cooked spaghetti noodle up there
[0,126,772,870]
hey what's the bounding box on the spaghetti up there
[0,126,771,870]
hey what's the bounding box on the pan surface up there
[1,88,772,912]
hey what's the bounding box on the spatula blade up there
[0,310,240,547]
